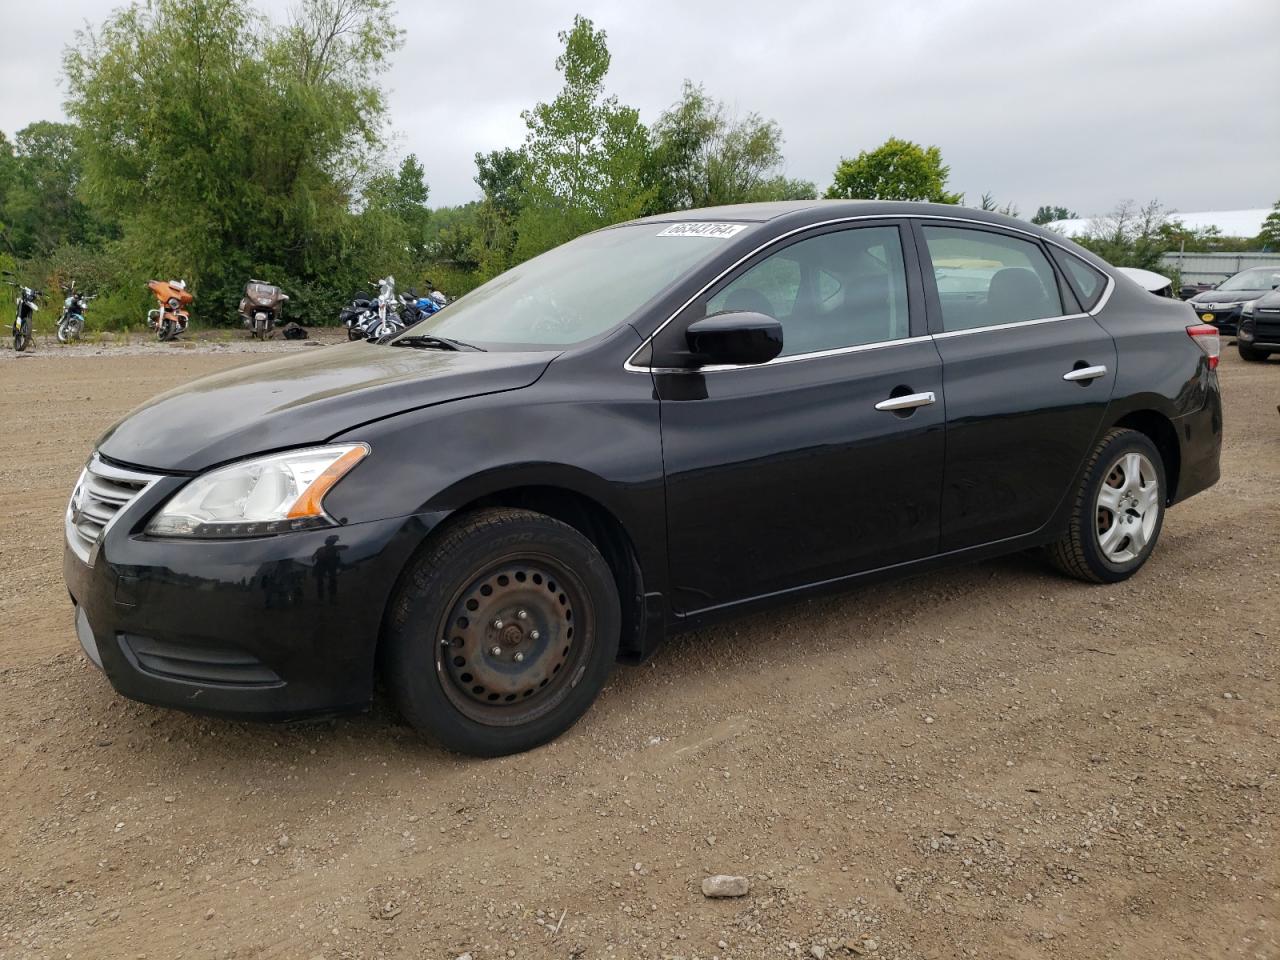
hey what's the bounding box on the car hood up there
[98,341,555,472]
[1188,290,1265,305]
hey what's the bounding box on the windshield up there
[393,222,753,348]
[1219,267,1280,291]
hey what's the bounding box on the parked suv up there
[64,201,1223,756]
[1237,289,1280,360]
[1185,265,1280,335]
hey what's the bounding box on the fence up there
[1159,251,1280,286]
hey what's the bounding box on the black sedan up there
[1185,265,1280,335]
[64,201,1223,756]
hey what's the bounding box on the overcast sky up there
[2,0,1276,216]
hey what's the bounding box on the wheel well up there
[1114,410,1180,500]
[435,486,646,660]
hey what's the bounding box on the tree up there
[825,137,961,203]
[364,154,430,255]
[978,191,1019,218]
[63,0,407,319]
[475,147,526,220]
[648,81,815,211]
[514,16,655,259]
[1032,204,1076,226]
[1260,199,1280,250]
[0,122,107,258]
[1075,199,1171,270]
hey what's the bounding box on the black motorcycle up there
[339,293,375,340]
[4,275,42,352]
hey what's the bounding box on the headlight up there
[145,444,368,538]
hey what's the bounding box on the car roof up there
[630,199,1057,235]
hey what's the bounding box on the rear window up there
[921,226,1063,332]
[1050,249,1107,311]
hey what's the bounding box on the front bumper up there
[64,477,436,720]
[1239,310,1280,349]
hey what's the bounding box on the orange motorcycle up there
[147,279,193,341]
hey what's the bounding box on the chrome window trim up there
[931,312,1092,339]
[623,213,1117,374]
[645,334,926,375]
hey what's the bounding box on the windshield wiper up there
[389,334,485,352]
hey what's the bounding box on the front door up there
[652,221,946,613]
[914,221,1117,551]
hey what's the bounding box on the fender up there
[326,349,669,606]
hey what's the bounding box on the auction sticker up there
[656,222,748,238]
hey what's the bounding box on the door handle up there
[1063,364,1107,382]
[875,391,936,412]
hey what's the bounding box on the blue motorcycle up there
[397,286,449,328]
[57,281,95,343]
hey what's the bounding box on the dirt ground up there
[1,337,1276,960]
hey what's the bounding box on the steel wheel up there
[435,553,592,726]
[1094,450,1160,564]
[385,507,620,756]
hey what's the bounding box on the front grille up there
[1254,319,1280,343]
[66,455,159,562]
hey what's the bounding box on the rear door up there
[913,221,1117,552]
[653,220,946,612]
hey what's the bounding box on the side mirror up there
[685,312,783,367]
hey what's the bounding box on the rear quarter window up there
[1050,248,1108,311]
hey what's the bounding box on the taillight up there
[1186,323,1220,370]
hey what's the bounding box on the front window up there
[396,222,755,349]
[1218,268,1280,292]
[703,225,911,356]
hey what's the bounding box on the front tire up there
[384,508,621,756]
[13,320,29,352]
[1238,342,1269,362]
[1044,428,1166,584]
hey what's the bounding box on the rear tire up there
[1238,342,1269,362]
[384,508,620,756]
[1044,428,1166,584]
